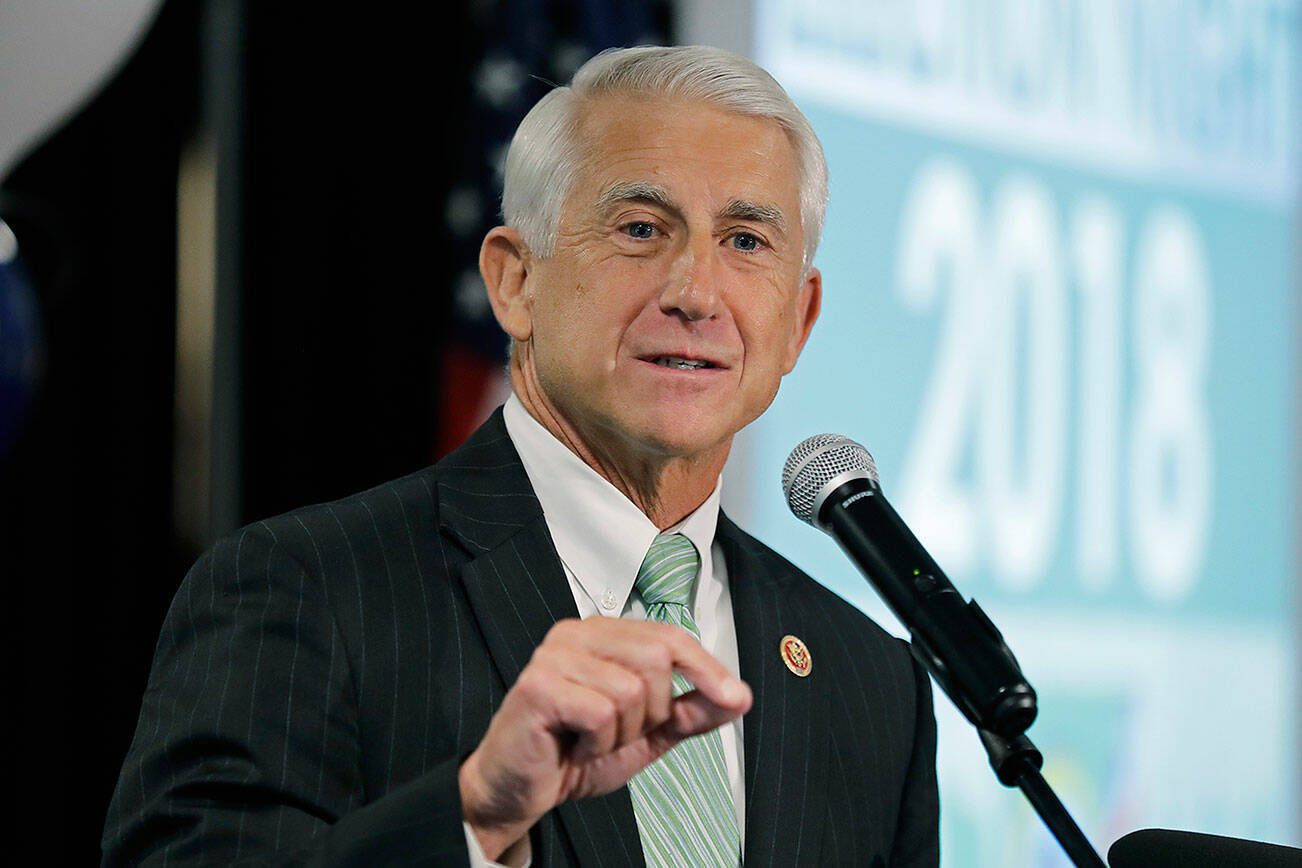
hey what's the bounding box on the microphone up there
[783,434,1037,738]
[1108,828,1302,867]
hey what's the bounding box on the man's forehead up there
[575,92,790,157]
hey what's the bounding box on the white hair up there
[501,45,829,270]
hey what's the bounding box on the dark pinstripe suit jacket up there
[104,409,939,866]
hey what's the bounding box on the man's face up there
[507,95,820,465]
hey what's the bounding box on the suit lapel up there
[720,515,829,867]
[438,410,645,867]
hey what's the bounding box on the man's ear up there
[782,265,822,373]
[479,226,534,342]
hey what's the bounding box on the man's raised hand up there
[457,617,752,860]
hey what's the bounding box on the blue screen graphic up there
[741,2,1299,863]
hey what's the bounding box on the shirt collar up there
[501,394,722,613]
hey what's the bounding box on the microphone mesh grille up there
[782,434,879,525]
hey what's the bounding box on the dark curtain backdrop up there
[0,0,669,861]
[0,1,199,861]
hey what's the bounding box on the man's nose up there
[660,240,721,321]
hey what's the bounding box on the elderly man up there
[104,46,938,867]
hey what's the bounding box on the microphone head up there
[782,434,879,526]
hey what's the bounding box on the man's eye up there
[624,222,656,240]
[732,232,761,252]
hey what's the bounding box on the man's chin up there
[617,414,736,464]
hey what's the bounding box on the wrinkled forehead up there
[572,91,794,158]
[565,93,802,210]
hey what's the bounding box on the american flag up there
[436,0,670,457]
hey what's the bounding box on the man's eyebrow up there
[721,199,788,233]
[595,181,676,212]
[594,185,788,234]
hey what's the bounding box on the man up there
[104,46,938,866]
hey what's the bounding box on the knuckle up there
[647,620,676,639]
[657,623,694,652]
[613,674,646,707]
[513,666,547,699]
[645,644,673,674]
[590,698,617,731]
[528,644,560,671]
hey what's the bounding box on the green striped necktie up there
[628,532,741,867]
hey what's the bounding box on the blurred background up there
[0,0,1296,864]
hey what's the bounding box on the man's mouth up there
[650,355,715,371]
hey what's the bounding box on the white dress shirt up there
[463,396,746,866]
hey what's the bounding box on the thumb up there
[646,681,753,755]
[572,680,752,799]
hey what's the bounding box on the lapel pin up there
[779,634,812,677]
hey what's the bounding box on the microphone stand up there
[975,728,1106,868]
[899,593,1106,866]
[898,596,1107,866]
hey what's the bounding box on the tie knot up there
[636,533,700,607]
